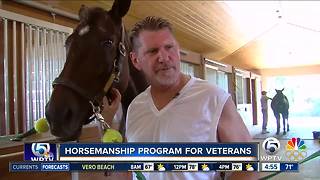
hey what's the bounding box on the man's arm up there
[217,97,258,180]
[217,97,251,142]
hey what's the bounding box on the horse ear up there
[79,5,89,23]
[281,88,284,91]
[109,0,131,19]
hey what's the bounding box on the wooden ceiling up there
[34,0,320,70]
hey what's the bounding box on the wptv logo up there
[24,143,56,161]
[261,137,307,161]
[261,137,282,161]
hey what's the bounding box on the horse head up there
[271,88,289,112]
[273,88,286,102]
[275,88,284,95]
[45,0,132,141]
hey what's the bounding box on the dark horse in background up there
[271,88,289,135]
[45,0,147,141]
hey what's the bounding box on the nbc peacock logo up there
[285,137,307,161]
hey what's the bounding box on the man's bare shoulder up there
[217,97,252,142]
[191,77,228,96]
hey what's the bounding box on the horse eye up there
[102,39,113,48]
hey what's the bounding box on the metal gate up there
[0,9,72,136]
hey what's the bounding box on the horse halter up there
[52,24,127,129]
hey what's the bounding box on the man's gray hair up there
[130,16,173,51]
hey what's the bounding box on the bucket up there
[313,131,320,139]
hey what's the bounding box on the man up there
[126,16,257,180]
[260,91,272,134]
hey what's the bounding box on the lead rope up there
[89,101,111,131]
[89,101,112,177]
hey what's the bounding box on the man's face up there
[131,28,181,87]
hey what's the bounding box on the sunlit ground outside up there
[248,116,319,140]
[266,75,320,118]
[246,74,320,140]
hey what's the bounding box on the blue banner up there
[58,143,258,162]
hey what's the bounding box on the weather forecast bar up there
[9,162,259,172]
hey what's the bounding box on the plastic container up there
[313,131,320,139]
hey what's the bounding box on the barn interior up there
[0,1,319,179]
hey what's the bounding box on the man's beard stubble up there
[154,63,180,87]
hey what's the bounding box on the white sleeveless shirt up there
[126,77,230,180]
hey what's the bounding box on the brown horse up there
[271,88,289,135]
[45,0,147,141]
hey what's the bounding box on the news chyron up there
[24,143,56,161]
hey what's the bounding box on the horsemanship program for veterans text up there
[63,147,252,155]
